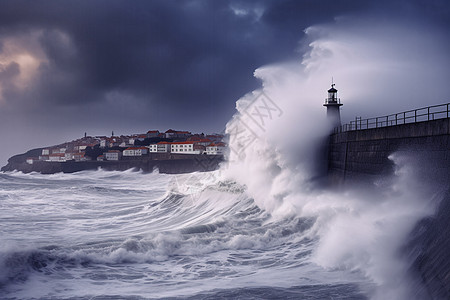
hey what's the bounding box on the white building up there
[171,142,200,154]
[123,147,148,156]
[149,142,171,153]
[73,153,87,161]
[52,148,67,154]
[48,153,66,162]
[42,149,50,155]
[123,148,134,156]
[206,143,226,155]
[100,139,109,148]
[105,150,121,160]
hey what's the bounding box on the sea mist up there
[223,17,449,299]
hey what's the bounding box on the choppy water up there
[0,169,371,299]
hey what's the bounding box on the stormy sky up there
[0,0,449,164]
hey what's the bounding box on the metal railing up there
[333,102,450,134]
[324,98,341,105]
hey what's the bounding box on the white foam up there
[222,17,449,300]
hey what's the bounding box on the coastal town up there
[25,129,226,165]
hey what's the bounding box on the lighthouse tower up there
[323,83,343,128]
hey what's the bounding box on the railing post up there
[428,107,430,121]
[395,113,397,125]
[415,110,417,123]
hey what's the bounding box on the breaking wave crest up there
[220,17,449,300]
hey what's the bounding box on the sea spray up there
[305,153,441,300]
[222,17,449,300]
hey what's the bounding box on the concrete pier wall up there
[327,118,450,184]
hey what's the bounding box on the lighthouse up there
[323,83,343,128]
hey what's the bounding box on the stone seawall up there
[328,118,450,185]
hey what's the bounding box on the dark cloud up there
[0,0,449,163]
[0,61,20,80]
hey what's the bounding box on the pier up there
[327,103,450,184]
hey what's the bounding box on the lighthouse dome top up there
[328,84,337,93]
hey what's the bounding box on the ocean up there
[0,170,370,299]
[0,162,444,299]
